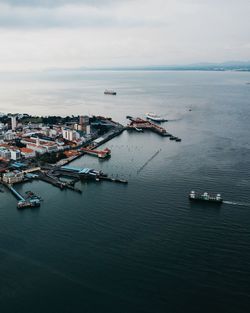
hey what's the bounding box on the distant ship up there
[145,112,167,122]
[189,191,223,203]
[104,89,116,95]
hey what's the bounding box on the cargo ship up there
[145,112,167,122]
[104,89,116,95]
[189,191,223,203]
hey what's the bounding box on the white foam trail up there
[223,201,250,206]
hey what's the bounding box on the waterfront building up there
[2,171,24,184]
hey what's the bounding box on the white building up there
[49,129,57,138]
[86,125,91,135]
[0,148,11,160]
[62,128,78,142]
[10,115,17,130]
[2,171,24,184]
[4,131,16,141]
[10,149,21,160]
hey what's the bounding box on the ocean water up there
[0,71,250,313]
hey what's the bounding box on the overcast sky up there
[0,0,249,71]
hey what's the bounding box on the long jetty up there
[3,183,41,209]
[7,184,25,201]
[53,166,128,184]
[38,171,82,193]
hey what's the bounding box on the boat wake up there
[223,201,250,207]
[167,118,182,122]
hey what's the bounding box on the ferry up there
[189,191,223,203]
[104,89,116,95]
[145,112,167,122]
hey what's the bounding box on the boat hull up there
[145,113,167,122]
[189,197,223,204]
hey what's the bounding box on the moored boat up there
[145,112,167,122]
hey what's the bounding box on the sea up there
[0,70,250,313]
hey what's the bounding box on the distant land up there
[91,61,250,72]
[50,61,250,72]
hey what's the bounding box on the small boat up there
[189,191,223,203]
[169,136,177,140]
[145,112,167,122]
[175,138,181,142]
[104,89,116,95]
[135,127,143,132]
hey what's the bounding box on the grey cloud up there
[0,2,164,29]
[0,0,117,7]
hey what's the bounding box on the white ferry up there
[145,112,167,122]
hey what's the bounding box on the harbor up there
[1,68,249,313]
[0,112,182,209]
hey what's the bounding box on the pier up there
[38,171,82,193]
[127,117,168,136]
[8,184,25,202]
[4,183,41,209]
[53,166,128,184]
[127,117,181,141]
[81,147,111,159]
[92,126,125,148]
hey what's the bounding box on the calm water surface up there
[0,71,250,312]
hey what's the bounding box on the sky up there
[0,0,249,71]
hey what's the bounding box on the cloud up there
[0,0,113,7]
[0,0,249,71]
[0,1,165,28]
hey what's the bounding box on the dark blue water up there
[0,71,250,312]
